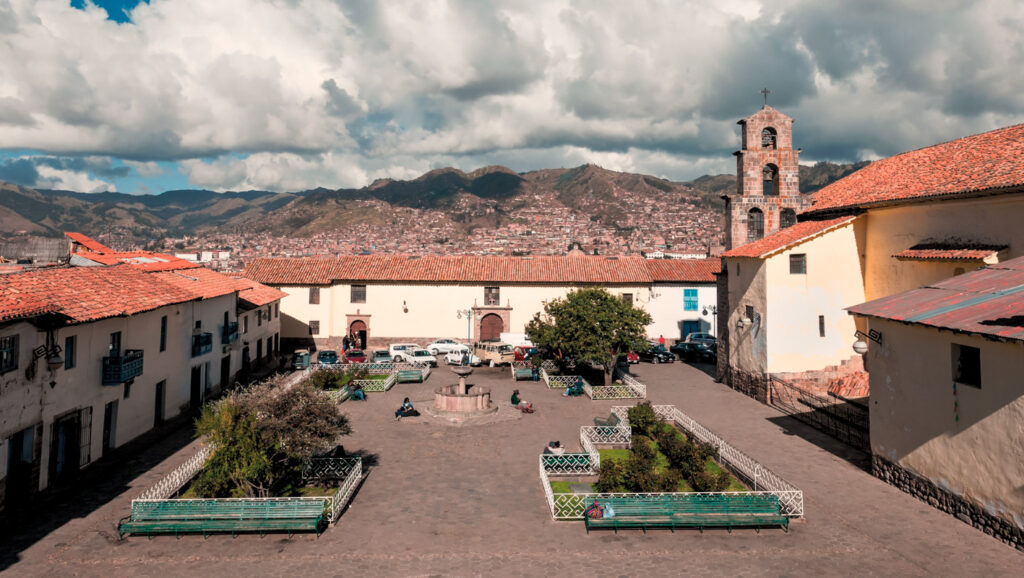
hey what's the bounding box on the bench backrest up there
[132,499,326,521]
[600,494,780,516]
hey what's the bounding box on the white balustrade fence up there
[539,404,804,519]
[136,444,212,500]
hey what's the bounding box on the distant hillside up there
[685,161,869,197]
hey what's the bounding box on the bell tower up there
[723,104,811,250]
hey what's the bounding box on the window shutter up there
[79,406,93,467]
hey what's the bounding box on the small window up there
[745,305,754,320]
[351,285,366,303]
[748,208,764,241]
[160,315,167,352]
[274,303,279,318]
[309,287,320,305]
[484,286,500,306]
[0,334,18,374]
[243,315,249,334]
[309,320,320,335]
[257,310,262,327]
[123,381,131,399]
[762,165,779,196]
[790,254,807,274]
[621,293,633,304]
[64,335,77,370]
[684,289,698,311]
[780,209,797,229]
[952,343,981,388]
[818,315,825,337]
[761,127,777,149]
[110,331,122,357]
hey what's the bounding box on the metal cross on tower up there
[761,87,771,105]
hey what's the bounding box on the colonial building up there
[0,234,285,511]
[243,254,720,350]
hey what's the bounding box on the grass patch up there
[598,449,630,463]
[549,481,573,494]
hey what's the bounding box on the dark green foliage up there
[594,459,626,493]
[690,469,731,492]
[306,367,362,390]
[525,288,652,385]
[627,402,659,437]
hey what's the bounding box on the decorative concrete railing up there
[538,404,804,519]
[542,368,580,389]
[353,373,397,392]
[136,444,212,501]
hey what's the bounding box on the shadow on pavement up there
[0,415,196,572]
[766,413,871,471]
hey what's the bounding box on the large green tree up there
[526,287,652,385]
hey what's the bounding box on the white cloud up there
[0,0,1023,191]
[34,164,116,192]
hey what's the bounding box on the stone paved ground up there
[3,362,1022,576]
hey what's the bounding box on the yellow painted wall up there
[725,257,767,375]
[765,220,866,372]
[864,194,1024,301]
[276,283,650,342]
[865,318,1024,527]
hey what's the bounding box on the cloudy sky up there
[1,0,1023,194]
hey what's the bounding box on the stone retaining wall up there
[725,367,769,403]
[873,455,1024,552]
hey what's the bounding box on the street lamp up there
[702,305,718,336]
[456,309,474,343]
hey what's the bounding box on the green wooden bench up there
[396,369,423,383]
[584,494,788,534]
[513,367,534,380]
[118,499,327,539]
[593,413,620,427]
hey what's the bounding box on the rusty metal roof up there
[847,257,1024,342]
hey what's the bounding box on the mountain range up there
[0,161,866,245]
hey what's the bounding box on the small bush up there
[627,401,660,437]
[690,469,731,492]
[594,459,626,493]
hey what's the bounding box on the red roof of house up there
[808,123,1024,215]
[65,232,113,254]
[0,265,197,324]
[645,258,721,282]
[244,254,660,285]
[892,243,1007,262]
[151,268,241,301]
[233,277,289,307]
[74,250,201,271]
[721,216,856,258]
[847,256,1024,342]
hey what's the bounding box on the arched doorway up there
[349,320,367,350]
[479,313,503,342]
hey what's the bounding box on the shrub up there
[690,469,731,492]
[594,459,625,493]
[627,401,659,437]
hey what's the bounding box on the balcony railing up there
[221,322,239,344]
[192,332,213,357]
[102,349,144,385]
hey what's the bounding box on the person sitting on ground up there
[395,397,418,419]
[564,376,584,397]
[511,389,534,413]
[545,440,565,454]
[350,383,366,401]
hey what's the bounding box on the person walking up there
[658,334,666,347]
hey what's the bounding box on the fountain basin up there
[434,384,493,413]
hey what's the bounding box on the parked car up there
[624,351,639,364]
[445,350,482,366]
[291,349,310,370]
[671,333,717,362]
[637,344,675,364]
[408,348,438,367]
[343,349,367,363]
[473,341,515,366]
[426,338,467,355]
[389,343,418,361]
[371,349,392,363]
[317,349,339,365]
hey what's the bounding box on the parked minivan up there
[291,349,311,370]
[473,341,515,366]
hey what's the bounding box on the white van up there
[389,343,419,362]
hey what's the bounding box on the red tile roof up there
[645,258,721,282]
[74,250,201,271]
[721,216,856,258]
[244,255,659,285]
[0,265,196,324]
[65,232,113,254]
[892,243,1007,262]
[233,277,289,307]
[808,123,1024,215]
[847,256,1024,342]
[151,268,241,301]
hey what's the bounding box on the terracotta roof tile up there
[65,232,113,253]
[244,255,659,285]
[74,250,201,271]
[233,277,289,307]
[645,258,721,282]
[892,243,1007,262]
[808,123,1024,215]
[722,216,857,258]
[0,265,196,324]
[151,268,241,301]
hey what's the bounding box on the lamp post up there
[456,309,473,343]
[702,305,718,336]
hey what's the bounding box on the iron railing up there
[768,375,870,452]
[220,322,239,344]
[191,332,213,357]
[101,349,144,385]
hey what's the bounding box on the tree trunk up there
[604,364,613,386]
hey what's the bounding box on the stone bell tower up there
[723,104,811,250]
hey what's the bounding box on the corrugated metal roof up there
[848,256,1024,342]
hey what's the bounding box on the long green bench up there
[396,369,423,383]
[584,494,788,534]
[513,367,534,380]
[118,498,327,539]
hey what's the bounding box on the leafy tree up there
[525,288,652,385]
[627,402,660,437]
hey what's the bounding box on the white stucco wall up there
[646,283,718,341]
[864,318,1024,528]
[725,257,767,376]
[765,220,866,373]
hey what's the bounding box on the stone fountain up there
[433,365,496,415]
